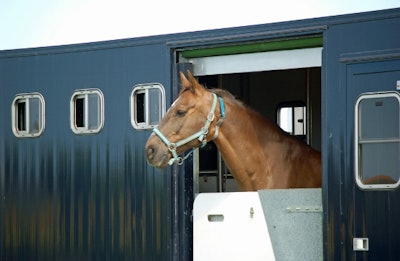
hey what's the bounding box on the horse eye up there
[176,109,186,117]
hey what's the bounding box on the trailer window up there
[277,102,307,137]
[355,92,400,189]
[12,93,45,137]
[70,89,104,134]
[130,83,165,130]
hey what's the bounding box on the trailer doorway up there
[179,44,322,193]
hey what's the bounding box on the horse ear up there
[187,70,204,94]
[186,70,197,84]
[179,70,202,95]
[180,71,191,91]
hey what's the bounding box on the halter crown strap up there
[213,97,226,140]
[153,92,225,165]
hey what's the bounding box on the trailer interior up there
[193,65,321,193]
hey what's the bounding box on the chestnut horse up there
[145,71,321,191]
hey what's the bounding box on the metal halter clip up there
[177,157,184,165]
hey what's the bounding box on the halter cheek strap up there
[153,92,225,165]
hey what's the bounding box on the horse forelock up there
[179,85,193,95]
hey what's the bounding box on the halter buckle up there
[207,112,215,122]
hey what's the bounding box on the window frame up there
[11,92,45,138]
[130,83,166,130]
[70,88,105,135]
[354,91,400,190]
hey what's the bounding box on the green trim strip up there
[181,36,323,58]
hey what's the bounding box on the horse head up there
[145,71,223,168]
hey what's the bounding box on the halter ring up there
[177,157,184,165]
[168,143,177,152]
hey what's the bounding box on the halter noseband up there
[153,92,225,165]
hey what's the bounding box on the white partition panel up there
[193,192,276,261]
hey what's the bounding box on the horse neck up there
[212,100,282,190]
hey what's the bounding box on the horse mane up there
[210,88,243,106]
[210,88,292,141]
[211,88,270,124]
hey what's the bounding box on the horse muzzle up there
[144,134,172,168]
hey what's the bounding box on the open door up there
[179,41,322,194]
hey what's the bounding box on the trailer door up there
[347,59,400,260]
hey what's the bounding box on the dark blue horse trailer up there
[1,8,400,261]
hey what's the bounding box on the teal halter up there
[153,92,225,165]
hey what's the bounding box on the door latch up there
[353,238,369,251]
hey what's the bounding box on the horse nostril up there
[146,146,155,160]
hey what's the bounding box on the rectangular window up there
[355,92,400,189]
[12,93,45,137]
[277,103,307,136]
[70,89,104,134]
[17,101,26,131]
[75,97,85,128]
[130,83,165,130]
[136,92,145,124]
